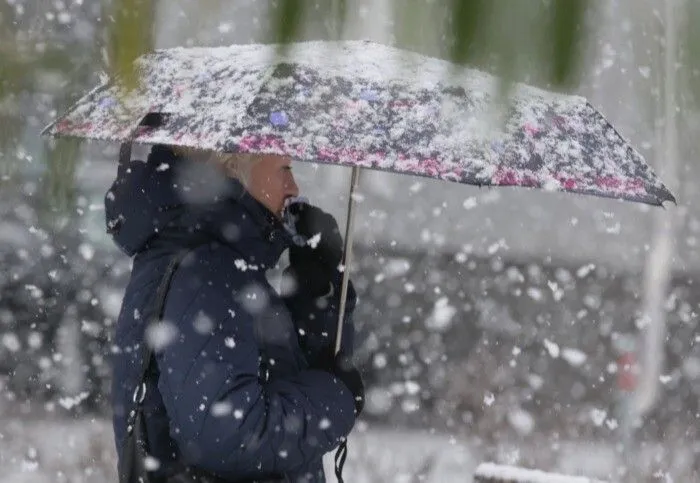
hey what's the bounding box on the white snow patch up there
[405,381,420,395]
[527,374,544,390]
[475,462,607,482]
[193,312,214,334]
[547,280,564,301]
[145,321,179,351]
[307,233,322,249]
[366,387,393,415]
[576,264,596,278]
[508,408,535,436]
[2,333,21,352]
[527,287,544,302]
[211,401,233,417]
[57,391,90,410]
[561,348,587,367]
[382,258,411,278]
[144,456,161,471]
[425,297,456,331]
[543,339,560,358]
[78,243,95,261]
[590,408,607,427]
[217,22,233,34]
[463,197,478,210]
[234,259,258,271]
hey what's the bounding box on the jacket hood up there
[105,145,291,264]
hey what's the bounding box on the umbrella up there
[42,40,677,353]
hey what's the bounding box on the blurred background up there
[1,1,699,481]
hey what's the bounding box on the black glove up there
[312,350,365,416]
[287,203,344,297]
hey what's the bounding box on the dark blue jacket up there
[107,145,357,482]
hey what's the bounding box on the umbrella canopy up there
[43,40,675,206]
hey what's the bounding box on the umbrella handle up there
[335,167,361,355]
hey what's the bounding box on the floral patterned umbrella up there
[43,40,677,356]
[43,40,675,206]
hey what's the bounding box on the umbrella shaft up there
[335,167,361,355]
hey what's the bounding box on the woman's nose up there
[285,174,299,197]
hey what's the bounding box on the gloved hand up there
[312,350,365,417]
[286,202,344,297]
[288,202,343,271]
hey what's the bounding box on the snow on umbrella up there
[43,40,675,206]
[42,40,676,353]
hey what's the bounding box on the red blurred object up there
[617,352,638,392]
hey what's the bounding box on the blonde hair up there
[173,146,260,187]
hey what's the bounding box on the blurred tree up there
[95,0,699,95]
[0,0,113,411]
[633,0,682,425]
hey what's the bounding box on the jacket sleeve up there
[155,282,357,478]
[282,268,357,363]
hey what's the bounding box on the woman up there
[106,144,364,482]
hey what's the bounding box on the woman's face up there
[246,154,299,217]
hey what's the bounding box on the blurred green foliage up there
[31,0,694,99]
[0,2,97,212]
[101,0,596,90]
[107,0,154,92]
[549,0,588,87]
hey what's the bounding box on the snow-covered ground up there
[1,416,693,482]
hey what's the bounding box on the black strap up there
[108,112,168,237]
[334,440,348,483]
[132,249,193,407]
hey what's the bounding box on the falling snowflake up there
[145,321,179,351]
[590,408,607,427]
[144,456,161,471]
[211,401,232,417]
[2,333,21,352]
[543,339,560,358]
[576,263,596,278]
[307,233,321,249]
[57,391,90,410]
[547,280,564,301]
[462,197,477,210]
[194,312,214,334]
[561,348,587,367]
[527,287,544,302]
